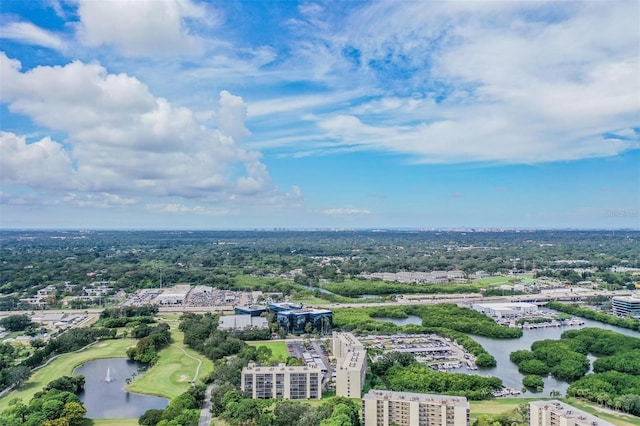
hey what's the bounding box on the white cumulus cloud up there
[0,132,74,189]
[0,53,291,206]
[76,0,211,57]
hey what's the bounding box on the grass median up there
[247,340,289,363]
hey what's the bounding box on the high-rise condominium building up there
[362,390,470,426]
[241,362,322,400]
[333,331,367,398]
[529,400,614,426]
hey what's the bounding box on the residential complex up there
[611,296,640,318]
[362,390,470,426]
[529,400,614,426]
[333,332,367,398]
[241,362,322,400]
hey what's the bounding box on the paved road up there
[199,383,215,426]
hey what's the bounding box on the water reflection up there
[73,358,168,419]
[373,315,423,326]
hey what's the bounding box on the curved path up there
[172,343,203,383]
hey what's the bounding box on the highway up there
[1,290,634,317]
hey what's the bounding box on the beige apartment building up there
[241,362,321,400]
[362,390,470,426]
[529,400,614,426]
[333,331,367,398]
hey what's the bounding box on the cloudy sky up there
[1,0,638,229]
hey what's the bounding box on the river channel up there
[375,311,639,397]
[73,358,168,418]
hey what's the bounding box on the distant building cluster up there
[360,271,467,284]
[19,285,58,308]
[362,390,470,426]
[333,332,367,398]
[122,285,265,308]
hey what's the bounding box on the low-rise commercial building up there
[241,362,321,400]
[612,296,640,318]
[529,400,614,426]
[218,314,268,331]
[472,302,538,318]
[155,285,191,305]
[362,390,469,426]
[277,308,332,333]
[268,302,303,313]
[234,306,268,316]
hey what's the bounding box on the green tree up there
[273,400,310,426]
[139,408,164,426]
[522,375,544,390]
[0,314,35,331]
[61,401,86,426]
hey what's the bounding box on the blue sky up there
[0,0,638,229]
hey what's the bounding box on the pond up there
[73,358,168,419]
[373,315,423,326]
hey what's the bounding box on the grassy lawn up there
[1,318,213,410]
[84,419,139,426]
[470,397,534,418]
[291,295,332,305]
[127,328,213,399]
[470,398,640,426]
[0,338,137,412]
[248,340,289,363]
[561,398,640,426]
[471,276,515,286]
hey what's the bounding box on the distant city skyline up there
[1,1,638,229]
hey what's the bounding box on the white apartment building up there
[529,400,614,426]
[333,331,364,358]
[362,390,470,426]
[241,362,321,400]
[333,332,367,398]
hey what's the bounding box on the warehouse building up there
[218,314,268,331]
[472,302,538,318]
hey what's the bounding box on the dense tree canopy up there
[0,377,87,426]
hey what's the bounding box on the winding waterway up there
[374,311,639,397]
[73,358,168,418]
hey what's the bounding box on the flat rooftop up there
[529,400,614,426]
[363,390,468,408]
